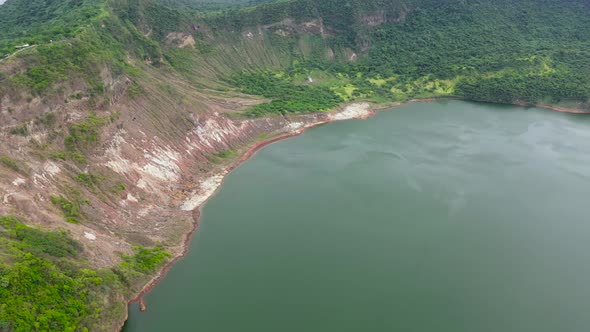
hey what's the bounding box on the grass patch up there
[0,156,21,172]
[69,92,84,100]
[207,149,236,163]
[65,114,105,151]
[122,246,171,273]
[38,113,57,127]
[0,216,80,258]
[50,195,83,224]
[231,71,343,117]
[49,152,67,161]
[9,125,28,136]
[62,113,106,163]
[113,183,126,194]
[331,84,358,101]
[114,246,171,286]
[127,81,143,99]
[76,172,102,189]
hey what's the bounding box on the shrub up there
[113,184,126,194]
[208,149,236,163]
[0,216,80,258]
[50,196,82,224]
[0,216,111,332]
[66,114,105,152]
[121,246,171,273]
[9,125,28,136]
[76,172,102,188]
[0,156,21,172]
[38,113,57,127]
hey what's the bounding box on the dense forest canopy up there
[222,0,590,115]
[0,0,104,53]
[157,0,281,11]
[4,0,589,110]
[92,0,586,115]
[0,216,170,331]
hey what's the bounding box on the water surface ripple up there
[124,101,590,332]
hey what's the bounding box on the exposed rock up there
[84,231,97,240]
[165,32,196,49]
[329,103,372,120]
[362,12,387,27]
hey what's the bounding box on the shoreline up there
[119,97,587,330]
[121,102,381,323]
[410,97,590,114]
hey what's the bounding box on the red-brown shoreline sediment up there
[126,130,339,305]
[120,98,587,330]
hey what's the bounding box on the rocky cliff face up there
[0,36,373,272]
[0,80,254,264]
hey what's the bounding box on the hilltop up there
[1,0,590,330]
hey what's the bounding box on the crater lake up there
[124,101,590,332]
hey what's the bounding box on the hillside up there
[1,0,590,330]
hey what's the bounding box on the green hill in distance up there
[2,0,589,111]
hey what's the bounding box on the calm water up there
[123,101,590,332]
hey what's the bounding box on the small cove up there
[124,100,590,332]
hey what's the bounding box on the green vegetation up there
[231,71,342,116]
[126,81,143,99]
[224,0,590,115]
[0,0,103,55]
[2,0,589,109]
[50,195,83,224]
[50,152,68,161]
[365,0,590,105]
[208,149,237,163]
[70,92,85,100]
[115,246,171,286]
[0,156,21,172]
[63,114,106,162]
[0,215,170,332]
[6,23,132,95]
[159,0,280,12]
[38,113,57,127]
[77,172,103,189]
[0,216,80,258]
[122,246,171,273]
[9,125,28,136]
[67,114,105,148]
[113,184,127,194]
[0,216,109,331]
[2,0,590,328]
[0,0,162,97]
